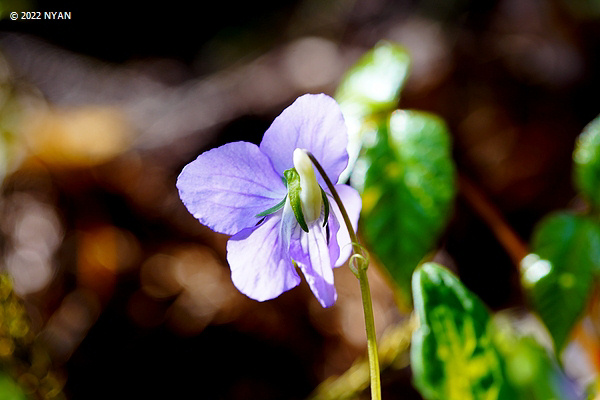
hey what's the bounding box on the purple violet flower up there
[176,94,361,307]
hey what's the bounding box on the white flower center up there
[293,148,322,223]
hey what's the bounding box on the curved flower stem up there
[306,151,381,400]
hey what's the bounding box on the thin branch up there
[458,174,529,266]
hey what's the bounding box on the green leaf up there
[334,41,411,182]
[335,41,410,113]
[352,110,456,305]
[411,263,514,400]
[573,114,600,208]
[521,212,600,352]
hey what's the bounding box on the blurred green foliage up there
[0,0,32,20]
[335,41,410,115]
[0,275,65,400]
[520,114,600,355]
[494,322,580,400]
[0,371,27,400]
[0,67,25,183]
[335,41,411,183]
[574,115,600,210]
[561,0,600,19]
[335,42,456,307]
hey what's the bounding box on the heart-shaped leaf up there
[411,263,514,400]
[352,110,456,305]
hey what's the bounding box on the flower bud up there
[293,148,322,222]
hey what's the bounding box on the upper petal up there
[177,141,286,235]
[227,212,301,302]
[331,184,362,267]
[260,94,349,185]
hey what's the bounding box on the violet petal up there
[289,215,338,307]
[227,213,301,301]
[260,94,349,186]
[177,141,286,235]
[331,184,362,267]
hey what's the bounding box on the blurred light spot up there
[7,248,53,295]
[2,193,63,295]
[389,17,453,93]
[17,373,38,395]
[171,246,235,330]
[558,273,576,289]
[76,225,140,301]
[497,34,583,87]
[139,245,241,335]
[140,254,183,299]
[389,110,412,141]
[506,350,536,384]
[168,291,218,335]
[0,337,14,357]
[521,254,552,286]
[284,37,341,90]
[41,289,100,363]
[349,158,369,192]
[22,106,133,167]
[563,338,597,389]
[38,373,64,399]
[459,106,517,169]
[493,0,584,87]
[360,124,379,149]
[12,201,62,254]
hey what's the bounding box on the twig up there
[458,174,529,266]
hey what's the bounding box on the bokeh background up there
[0,0,600,398]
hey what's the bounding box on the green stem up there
[307,151,382,400]
[357,264,381,400]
